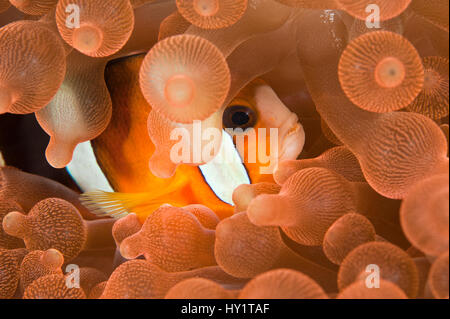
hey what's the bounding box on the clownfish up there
[69,54,305,223]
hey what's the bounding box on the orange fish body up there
[90,55,236,221]
[76,54,304,223]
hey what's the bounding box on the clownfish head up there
[68,54,304,222]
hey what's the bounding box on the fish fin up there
[80,191,165,219]
[80,176,189,220]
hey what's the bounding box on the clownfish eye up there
[223,105,257,130]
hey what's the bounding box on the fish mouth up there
[279,113,305,162]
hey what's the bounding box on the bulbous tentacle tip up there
[45,138,76,169]
[119,236,141,260]
[238,268,329,299]
[2,211,27,238]
[232,183,281,213]
[407,56,449,120]
[23,274,86,299]
[338,242,420,298]
[193,0,220,17]
[232,184,255,212]
[273,160,298,185]
[41,248,65,269]
[140,34,230,124]
[375,57,406,89]
[214,215,234,238]
[0,21,66,114]
[165,277,234,299]
[112,213,142,246]
[176,0,248,30]
[164,74,196,108]
[247,194,280,226]
[72,25,104,55]
[339,31,424,113]
[56,0,134,58]
[337,279,408,299]
[149,154,178,179]
[428,251,449,299]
